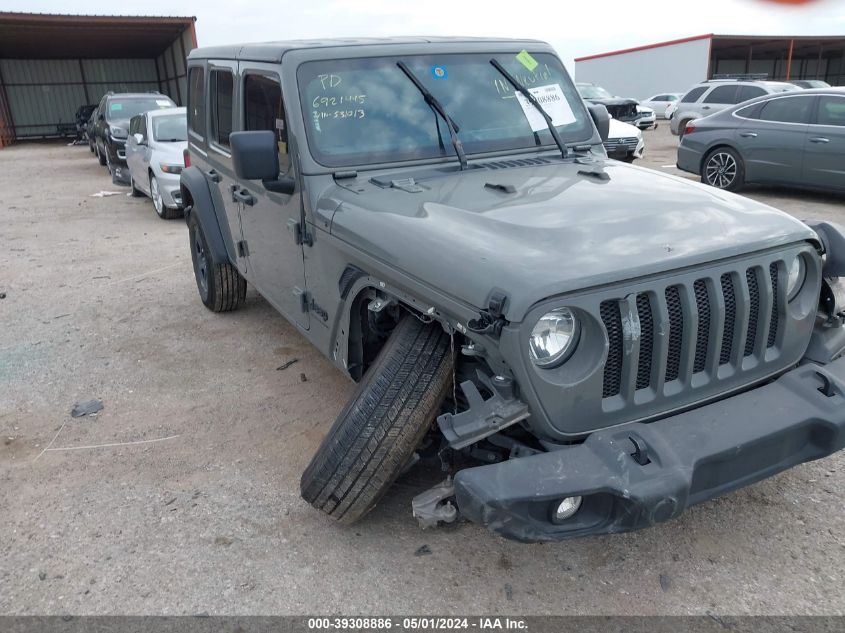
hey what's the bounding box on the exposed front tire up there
[301,316,454,524]
[96,142,107,166]
[187,212,246,312]
[701,147,745,192]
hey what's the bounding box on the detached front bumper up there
[454,358,845,542]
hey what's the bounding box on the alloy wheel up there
[705,152,737,189]
[151,177,164,217]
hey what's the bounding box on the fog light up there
[553,496,582,522]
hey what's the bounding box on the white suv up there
[670,79,798,137]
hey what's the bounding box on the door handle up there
[740,131,758,138]
[232,187,256,206]
[809,137,830,144]
[701,106,711,110]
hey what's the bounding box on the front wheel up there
[150,174,181,220]
[301,316,454,524]
[187,212,247,312]
[701,147,745,192]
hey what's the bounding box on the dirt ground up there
[1,127,844,616]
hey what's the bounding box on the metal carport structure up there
[0,12,197,147]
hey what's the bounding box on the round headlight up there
[529,308,580,368]
[786,255,806,301]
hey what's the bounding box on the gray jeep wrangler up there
[179,37,845,542]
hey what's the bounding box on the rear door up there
[236,66,309,327]
[734,94,814,185]
[803,94,845,192]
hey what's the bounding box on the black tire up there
[187,213,246,312]
[701,146,745,192]
[150,174,181,220]
[96,142,107,166]
[301,316,454,524]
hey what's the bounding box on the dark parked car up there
[576,82,642,125]
[180,38,845,543]
[677,87,845,193]
[89,92,176,184]
[74,104,97,143]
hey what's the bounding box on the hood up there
[585,97,639,121]
[607,118,641,139]
[325,160,816,321]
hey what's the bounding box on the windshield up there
[152,114,187,142]
[297,52,592,167]
[577,84,613,99]
[107,97,175,121]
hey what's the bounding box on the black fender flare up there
[179,166,234,264]
[807,221,845,277]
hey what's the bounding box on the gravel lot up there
[1,126,844,616]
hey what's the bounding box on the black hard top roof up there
[188,36,547,63]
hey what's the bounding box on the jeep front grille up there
[599,261,781,401]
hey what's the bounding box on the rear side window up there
[681,87,707,103]
[817,96,845,126]
[758,96,814,124]
[244,73,289,173]
[737,85,766,102]
[703,85,738,104]
[210,70,234,148]
[188,67,205,138]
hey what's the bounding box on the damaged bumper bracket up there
[436,371,530,450]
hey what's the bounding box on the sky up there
[5,0,845,69]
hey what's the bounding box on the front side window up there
[188,67,205,137]
[298,52,593,168]
[152,114,187,142]
[210,70,234,148]
[106,97,174,121]
[681,86,707,103]
[245,73,289,172]
[817,96,845,126]
[703,85,738,105]
[758,95,814,124]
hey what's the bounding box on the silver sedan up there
[677,88,845,193]
[126,107,187,219]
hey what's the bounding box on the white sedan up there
[641,93,683,118]
[125,107,188,220]
[603,118,644,163]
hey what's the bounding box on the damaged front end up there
[412,227,845,542]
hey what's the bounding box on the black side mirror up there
[587,104,610,143]
[230,130,295,195]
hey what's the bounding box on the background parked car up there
[676,88,845,193]
[664,100,679,120]
[792,80,831,89]
[635,105,657,129]
[603,118,644,162]
[74,104,96,144]
[641,93,683,118]
[89,92,176,185]
[576,82,642,126]
[126,107,187,220]
[670,78,798,137]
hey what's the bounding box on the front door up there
[735,94,814,185]
[803,94,845,192]
[236,67,309,327]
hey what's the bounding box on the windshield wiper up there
[396,61,467,170]
[489,58,568,159]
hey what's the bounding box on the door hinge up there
[237,240,249,257]
[287,218,313,247]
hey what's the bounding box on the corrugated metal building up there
[0,12,197,147]
[574,34,845,100]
